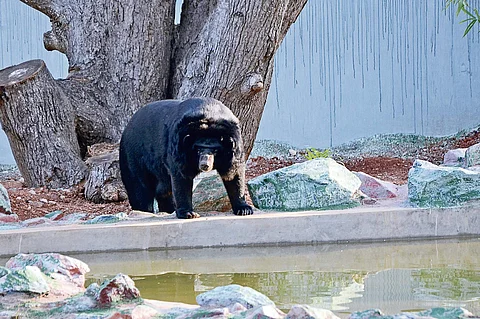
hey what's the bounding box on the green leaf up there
[463,20,477,36]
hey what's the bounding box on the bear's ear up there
[221,136,236,151]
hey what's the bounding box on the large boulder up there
[247,158,361,211]
[0,266,49,294]
[196,284,275,309]
[465,143,480,167]
[408,159,480,207]
[5,253,90,289]
[193,171,231,212]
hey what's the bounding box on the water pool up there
[69,239,480,316]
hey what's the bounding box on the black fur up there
[119,97,253,219]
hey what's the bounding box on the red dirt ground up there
[3,129,480,222]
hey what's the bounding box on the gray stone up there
[247,158,361,211]
[0,183,11,214]
[466,143,480,167]
[443,148,467,167]
[196,284,275,310]
[0,266,50,294]
[286,305,340,319]
[408,160,480,207]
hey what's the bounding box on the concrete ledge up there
[1,205,479,256]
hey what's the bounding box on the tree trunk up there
[0,0,307,189]
[0,60,86,188]
[172,0,307,156]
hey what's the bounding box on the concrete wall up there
[0,1,68,164]
[1,0,480,165]
[257,0,480,148]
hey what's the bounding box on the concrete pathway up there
[1,203,479,256]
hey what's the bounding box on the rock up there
[247,158,361,211]
[59,212,87,223]
[0,267,10,278]
[176,307,232,319]
[348,309,384,319]
[466,143,480,167]
[95,273,141,307]
[84,212,128,224]
[0,266,50,294]
[6,253,90,288]
[21,216,54,227]
[408,160,480,207]
[354,172,398,199]
[45,210,65,220]
[0,183,11,214]
[443,148,467,167]
[0,213,18,223]
[246,305,285,319]
[196,284,276,310]
[193,171,231,212]
[417,307,473,319]
[286,305,340,319]
[131,305,160,318]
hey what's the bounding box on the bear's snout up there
[199,153,215,172]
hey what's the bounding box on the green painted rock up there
[84,212,128,224]
[0,267,10,278]
[408,159,480,207]
[0,183,11,214]
[418,307,473,319]
[247,158,361,211]
[466,143,480,167]
[0,266,49,294]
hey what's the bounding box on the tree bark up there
[84,143,127,203]
[0,60,86,188]
[0,0,307,189]
[172,0,307,157]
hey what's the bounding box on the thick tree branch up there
[172,0,308,157]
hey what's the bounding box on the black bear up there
[119,97,254,219]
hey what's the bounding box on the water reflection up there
[79,239,480,315]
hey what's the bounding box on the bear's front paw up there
[233,204,254,216]
[176,210,200,219]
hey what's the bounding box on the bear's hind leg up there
[125,179,156,213]
[155,192,175,213]
[154,180,175,213]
